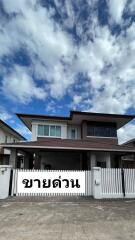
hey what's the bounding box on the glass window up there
[56,126,61,137]
[71,129,76,139]
[38,125,49,136]
[50,126,55,136]
[44,125,49,136]
[38,125,61,137]
[87,123,117,137]
[38,125,44,136]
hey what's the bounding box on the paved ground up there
[0,197,135,240]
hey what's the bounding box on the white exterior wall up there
[67,125,81,139]
[0,128,19,144]
[32,123,37,141]
[0,165,12,199]
[32,121,82,140]
[32,120,68,140]
[0,128,20,157]
[9,149,17,168]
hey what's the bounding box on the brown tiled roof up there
[1,138,135,152]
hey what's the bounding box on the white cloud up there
[0,0,135,119]
[0,107,12,121]
[107,0,127,24]
[2,65,46,104]
[118,122,135,144]
[0,0,75,102]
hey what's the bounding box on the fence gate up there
[101,168,123,198]
[11,169,92,197]
[101,168,135,198]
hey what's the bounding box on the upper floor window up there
[5,136,8,143]
[71,129,76,139]
[87,122,117,137]
[38,125,61,137]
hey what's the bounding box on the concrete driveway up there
[0,197,135,240]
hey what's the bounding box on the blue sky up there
[0,0,135,142]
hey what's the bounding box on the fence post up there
[92,167,102,199]
[0,165,12,199]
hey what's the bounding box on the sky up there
[0,0,135,143]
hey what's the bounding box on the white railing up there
[85,171,92,196]
[11,169,92,197]
[101,168,123,198]
[124,169,135,198]
[101,168,135,198]
[11,168,135,199]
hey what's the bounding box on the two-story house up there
[1,111,135,169]
[0,119,26,165]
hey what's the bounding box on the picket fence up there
[11,168,135,198]
[101,168,135,198]
[11,169,92,197]
[101,168,123,198]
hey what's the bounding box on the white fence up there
[101,169,123,198]
[10,168,135,199]
[124,169,135,198]
[101,168,135,198]
[11,170,92,197]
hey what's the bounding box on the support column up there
[92,167,102,199]
[87,152,91,170]
[91,153,96,169]
[34,154,41,169]
[106,152,111,168]
[9,149,17,168]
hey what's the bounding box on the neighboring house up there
[121,139,135,168]
[123,138,135,148]
[1,111,135,169]
[0,119,26,165]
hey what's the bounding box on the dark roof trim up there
[70,110,135,119]
[0,119,26,140]
[16,113,70,121]
[16,110,135,122]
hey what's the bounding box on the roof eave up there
[1,144,135,153]
[0,119,26,140]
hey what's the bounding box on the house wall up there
[0,128,19,144]
[81,121,118,144]
[32,121,82,141]
[0,128,21,164]
[32,120,67,141]
[31,119,119,143]
[67,125,81,139]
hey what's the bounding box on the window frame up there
[37,124,61,138]
[71,128,77,139]
[87,122,117,138]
